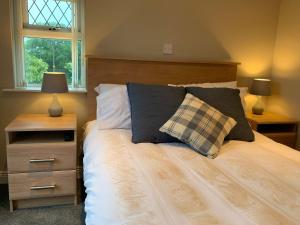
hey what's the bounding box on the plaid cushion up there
[159,93,236,158]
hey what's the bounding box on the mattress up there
[83,121,300,225]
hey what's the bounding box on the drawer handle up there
[29,158,55,163]
[30,185,56,190]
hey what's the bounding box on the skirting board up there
[0,166,83,184]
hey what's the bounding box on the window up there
[10,0,85,89]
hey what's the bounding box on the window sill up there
[2,87,87,94]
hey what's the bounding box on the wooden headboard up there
[87,57,240,120]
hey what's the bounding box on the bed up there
[84,57,300,225]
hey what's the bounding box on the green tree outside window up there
[24,37,72,85]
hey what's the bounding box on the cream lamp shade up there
[41,72,68,117]
[249,78,271,115]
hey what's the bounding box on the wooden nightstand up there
[5,114,77,212]
[246,112,298,148]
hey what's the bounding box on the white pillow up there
[95,84,131,129]
[168,81,237,88]
[237,87,248,112]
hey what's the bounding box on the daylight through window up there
[11,0,85,89]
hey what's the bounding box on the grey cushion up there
[186,87,254,141]
[160,93,237,158]
[127,83,186,143]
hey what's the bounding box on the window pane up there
[24,37,72,86]
[27,0,72,29]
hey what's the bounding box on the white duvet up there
[83,121,300,225]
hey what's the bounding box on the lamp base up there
[252,96,265,115]
[48,94,63,117]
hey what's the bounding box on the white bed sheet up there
[83,121,300,225]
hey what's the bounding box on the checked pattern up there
[27,0,72,29]
[160,93,236,159]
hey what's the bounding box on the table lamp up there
[41,72,68,117]
[250,78,271,115]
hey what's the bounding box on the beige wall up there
[86,0,281,83]
[0,0,281,176]
[268,0,300,148]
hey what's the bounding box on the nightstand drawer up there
[8,170,76,200]
[246,112,298,149]
[264,132,297,148]
[7,143,76,173]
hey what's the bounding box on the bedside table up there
[5,114,77,212]
[246,112,298,148]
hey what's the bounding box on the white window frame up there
[10,0,86,89]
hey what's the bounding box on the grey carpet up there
[0,184,85,225]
